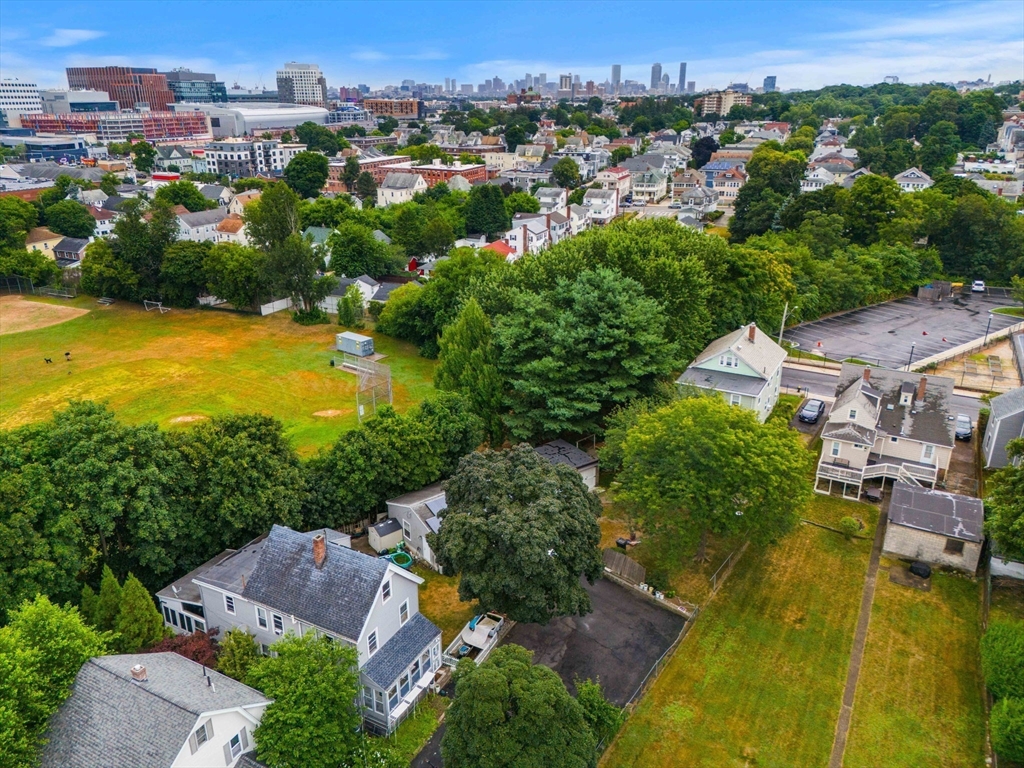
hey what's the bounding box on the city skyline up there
[1,0,1022,93]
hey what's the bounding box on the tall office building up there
[525,73,532,89]
[66,67,175,111]
[162,68,227,103]
[611,64,621,92]
[451,79,457,93]
[445,77,451,92]
[559,74,572,91]
[0,78,42,120]
[650,63,662,91]
[662,73,670,91]
[687,81,696,94]
[678,63,687,94]
[763,75,777,93]
[275,62,328,108]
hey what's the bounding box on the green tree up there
[504,124,527,152]
[99,172,120,196]
[617,396,813,560]
[327,221,401,279]
[336,284,362,327]
[984,439,1024,562]
[435,298,505,445]
[504,191,540,218]
[465,184,510,238]
[266,233,338,313]
[421,216,456,259]
[552,157,581,189]
[431,444,602,624]
[981,620,1024,699]
[43,199,96,238]
[355,171,377,204]
[217,628,261,682]
[154,180,216,212]
[247,634,362,768]
[441,644,597,768]
[0,249,61,284]
[610,146,633,165]
[342,156,361,189]
[0,196,38,253]
[284,151,330,199]
[132,141,157,173]
[115,573,165,652]
[494,268,677,440]
[375,282,427,347]
[917,120,960,176]
[990,697,1024,762]
[412,392,484,477]
[79,584,99,627]
[96,564,123,631]
[160,240,212,307]
[294,121,346,156]
[845,173,902,246]
[245,182,300,253]
[204,243,271,311]
[575,677,624,745]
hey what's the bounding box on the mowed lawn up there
[843,568,986,768]
[0,296,436,454]
[601,496,875,768]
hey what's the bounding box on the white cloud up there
[351,49,389,62]
[40,29,106,48]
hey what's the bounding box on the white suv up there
[971,280,986,293]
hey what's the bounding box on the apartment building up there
[276,62,328,108]
[66,66,175,111]
[699,89,754,117]
[203,138,304,177]
[363,99,425,119]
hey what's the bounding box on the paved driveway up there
[501,576,687,706]
[783,295,1020,370]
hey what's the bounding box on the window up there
[400,600,410,625]
[400,673,410,696]
[368,630,378,656]
[260,643,271,656]
[890,436,898,443]
[363,686,373,708]
[194,620,205,633]
[922,444,935,462]
[195,721,210,746]
[224,595,235,614]
[411,658,421,683]
[375,689,386,714]
[402,519,411,540]
[381,580,392,603]
[181,614,193,633]
[163,606,173,624]
[388,685,399,709]
[944,538,965,556]
[848,409,857,420]
[831,441,840,457]
[422,650,432,672]
[170,610,179,628]
[229,732,242,759]
[256,607,268,629]
[272,614,284,634]
[730,394,741,406]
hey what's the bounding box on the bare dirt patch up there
[0,295,89,335]
[169,414,208,424]
[313,409,345,417]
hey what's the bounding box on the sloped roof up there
[691,324,787,379]
[241,525,391,641]
[54,237,89,254]
[41,653,268,768]
[26,227,60,244]
[217,215,246,234]
[482,240,515,256]
[178,208,228,227]
[381,172,423,190]
[87,207,117,221]
[448,175,472,192]
[362,613,441,687]
[989,386,1024,422]
[199,184,228,200]
[303,225,333,244]
[677,367,769,396]
[372,229,392,244]
[894,167,933,183]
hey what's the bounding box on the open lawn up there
[601,496,876,768]
[375,694,448,763]
[413,565,476,648]
[843,568,986,768]
[0,296,436,454]
[990,578,1024,624]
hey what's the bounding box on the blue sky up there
[1,0,1021,91]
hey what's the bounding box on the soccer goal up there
[332,354,392,421]
[144,300,171,314]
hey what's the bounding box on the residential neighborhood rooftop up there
[887,482,984,542]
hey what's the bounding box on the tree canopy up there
[986,439,1024,563]
[284,151,330,199]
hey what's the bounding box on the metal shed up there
[336,331,374,357]
[368,518,403,553]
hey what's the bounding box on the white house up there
[386,484,447,571]
[177,208,228,242]
[156,525,442,736]
[535,186,568,215]
[676,323,786,423]
[504,215,550,258]
[631,170,668,202]
[377,172,427,206]
[41,653,270,768]
[595,166,632,198]
[568,203,591,235]
[816,366,956,498]
[582,188,618,224]
[893,167,934,193]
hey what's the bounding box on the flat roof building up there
[170,102,328,137]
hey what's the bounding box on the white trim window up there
[848,409,857,420]
[402,518,412,541]
[368,629,378,656]
[224,595,235,614]
[256,606,268,630]
[922,444,935,463]
[381,579,392,603]
[272,613,284,635]
[400,599,409,625]
[729,393,742,406]
[831,441,841,458]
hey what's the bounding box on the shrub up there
[990,697,1024,761]
[981,620,1024,699]
[646,569,670,593]
[292,307,330,325]
[838,517,860,540]
[367,300,385,319]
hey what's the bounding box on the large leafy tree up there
[244,182,300,253]
[987,442,1024,566]
[494,268,676,440]
[284,151,330,199]
[552,157,581,189]
[43,200,96,238]
[131,141,157,173]
[441,644,597,768]
[247,634,362,768]
[217,628,261,682]
[0,249,61,284]
[266,233,337,313]
[355,171,377,203]
[617,396,812,560]
[0,196,38,253]
[160,240,212,307]
[845,173,902,246]
[412,392,483,476]
[293,122,347,156]
[430,444,602,624]
[464,185,509,239]
[326,221,400,279]
[153,180,216,212]
[203,243,271,311]
[435,298,505,445]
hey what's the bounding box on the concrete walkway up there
[828,495,889,768]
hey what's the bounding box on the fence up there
[603,549,646,585]
[909,319,1024,373]
[0,274,78,298]
[259,297,293,316]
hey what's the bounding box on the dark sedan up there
[955,414,973,441]
[798,399,826,424]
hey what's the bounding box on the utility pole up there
[778,301,796,346]
[983,315,993,346]
[906,342,916,371]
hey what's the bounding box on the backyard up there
[600,495,876,768]
[0,295,436,454]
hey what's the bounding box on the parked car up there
[668,201,682,209]
[955,414,973,440]
[798,399,826,424]
[635,200,647,207]
[971,280,986,293]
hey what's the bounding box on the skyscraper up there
[445,77,451,92]
[650,63,662,91]
[526,73,532,89]
[538,73,547,89]
[678,63,687,94]
[559,74,572,91]
[763,75,777,93]
[276,62,327,108]
[611,64,621,92]
[687,81,695,94]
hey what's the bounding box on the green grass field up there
[843,568,986,768]
[0,295,436,454]
[601,496,876,768]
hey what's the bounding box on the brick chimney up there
[312,533,327,569]
[130,664,147,682]
[748,323,756,342]
[862,367,871,383]
[916,376,927,403]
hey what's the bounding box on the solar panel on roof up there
[425,496,447,515]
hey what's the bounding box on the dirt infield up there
[0,296,89,335]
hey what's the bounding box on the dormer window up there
[848,409,857,420]
[720,354,737,368]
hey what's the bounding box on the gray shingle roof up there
[361,613,441,687]
[990,386,1024,421]
[371,281,407,302]
[241,525,390,641]
[199,184,228,200]
[381,172,422,190]
[372,229,392,244]
[303,225,333,245]
[677,367,769,396]
[690,324,787,379]
[178,208,228,227]
[534,439,598,470]
[101,195,129,211]
[41,653,268,768]
[888,482,983,542]
[54,237,89,255]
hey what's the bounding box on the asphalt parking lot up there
[782,294,1020,370]
[501,576,687,706]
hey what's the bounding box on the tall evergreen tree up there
[464,185,509,239]
[79,584,99,627]
[95,565,122,632]
[217,628,261,682]
[115,574,165,653]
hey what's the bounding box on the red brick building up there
[66,67,175,112]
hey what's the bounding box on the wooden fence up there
[602,548,645,585]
